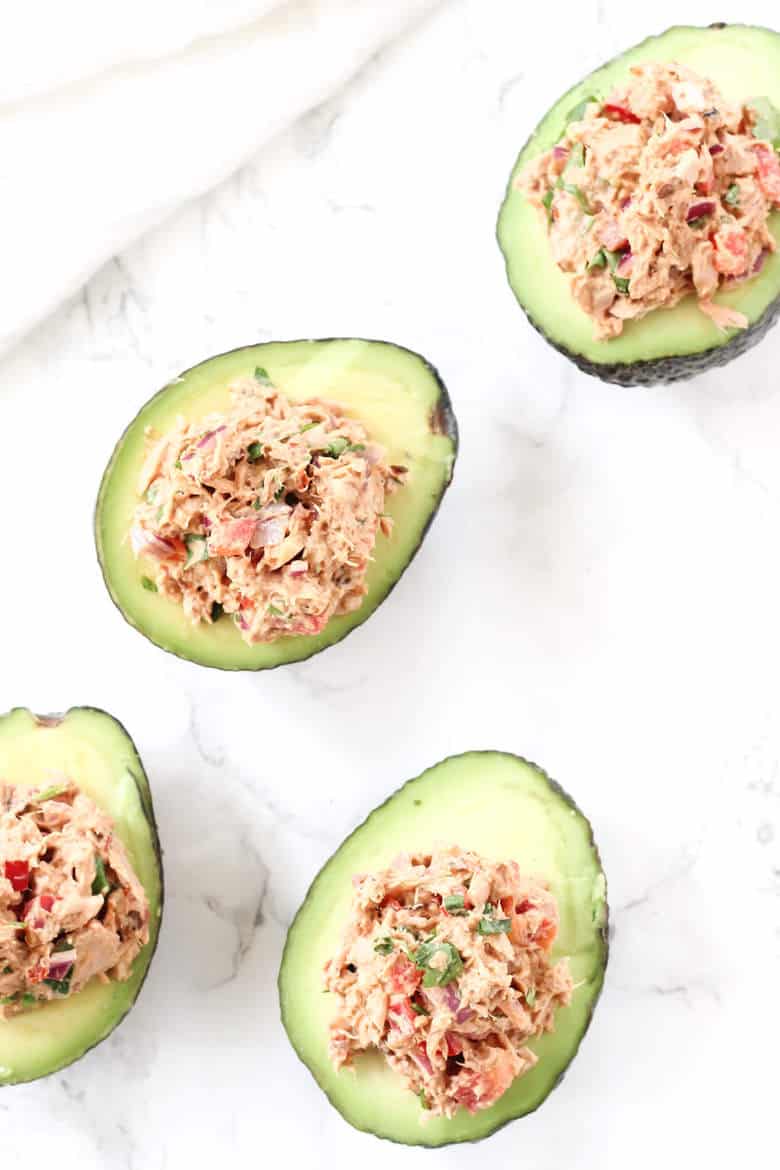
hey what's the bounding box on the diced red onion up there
[288,560,308,577]
[257,502,291,521]
[753,248,769,274]
[196,425,226,450]
[686,200,716,222]
[362,443,384,467]
[250,518,285,549]
[616,251,633,275]
[236,613,250,632]
[709,143,724,155]
[620,197,633,210]
[412,1048,433,1077]
[442,983,460,1013]
[455,1007,475,1025]
[552,145,568,161]
[129,527,175,559]
[47,954,75,980]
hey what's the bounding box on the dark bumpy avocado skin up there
[96,338,458,672]
[497,23,780,387]
[0,707,163,1086]
[524,291,780,388]
[279,751,609,1147]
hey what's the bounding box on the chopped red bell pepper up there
[603,103,641,124]
[4,860,29,892]
[39,894,55,912]
[388,954,422,996]
[388,998,418,1031]
[445,1033,463,1057]
[515,899,534,914]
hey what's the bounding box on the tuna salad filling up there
[131,369,406,645]
[324,847,572,1119]
[519,63,780,339]
[0,781,149,1016]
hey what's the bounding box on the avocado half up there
[497,23,780,386]
[0,707,162,1086]
[278,751,608,1147]
[96,339,458,671]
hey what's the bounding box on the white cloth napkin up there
[0,0,440,355]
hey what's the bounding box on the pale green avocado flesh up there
[497,24,780,385]
[96,339,457,670]
[279,752,608,1146]
[0,707,162,1086]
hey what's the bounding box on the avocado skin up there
[278,750,609,1147]
[0,706,163,1086]
[497,22,780,387]
[95,338,459,671]
[520,291,780,387]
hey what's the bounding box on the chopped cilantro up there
[247,442,263,463]
[210,602,224,622]
[174,458,182,471]
[443,894,466,913]
[567,142,586,168]
[91,855,110,897]
[412,940,463,988]
[274,484,285,501]
[252,497,262,510]
[587,248,607,270]
[32,783,68,803]
[477,908,512,935]
[267,604,284,617]
[411,1001,429,1016]
[612,274,630,295]
[141,576,158,592]
[323,437,349,458]
[21,993,37,1007]
[184,533,209,569]
[555,178,592,214]
[525,986,537,1007]
[724,182,740,207]
[541,189,554,222]
[373,937,394,956]
[688,215,708,230]
[418,1090,429,1110]
[254,366,272,385]
[299,421,318,433]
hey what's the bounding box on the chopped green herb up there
[373,937,394,956]
[587,248,607,270]
[145,485,158,504]
[687,215,708,230]
[525,986,537,1007]
[541,189,554,222]
[347,442,366,454]
[0,995,17,1005]
[2,965,11,975]
[612,275,630,295]
[443,894,466,913]
[274,484,285,501]
[252,497,263,510]
[31,783,68,803]
[749,96,780,151]
[267,604,284,617]
[210,601,224,623]
[724,182,740,207]
[418,1090,429,1110]
[52,937,73,954]
[299,421,319,433]
[91,855,110,897]
[411,1001,429,1016]
[254,366,272,385]
[174,459,182,471]
[247,442,263,463]
[323,437,349,458]
[477,914,512,936]
[555,179,592,214]
[43,970,73,997]
[184,533,209,569]
[567,142,586,169]
[141,576,158,592]
[21,993,37,1007]
[565,94,598,125]
[412,939,464,988]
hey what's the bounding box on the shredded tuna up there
[131,370,405,645]
[519,63,779,339]
[324,847,572,1119]
[0,782,149,1017]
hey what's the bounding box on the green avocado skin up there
[497,23,780,387]
[0,707,163,1086]
[95,338,458,672]
[278,751,609,1147]
[526,292,780,387]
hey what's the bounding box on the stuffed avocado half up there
[278,752,608,1147]
[96,339,458,671]
[0,707,162,1086]
[497,23,780,385]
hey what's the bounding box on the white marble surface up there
[1,1,779,1166]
